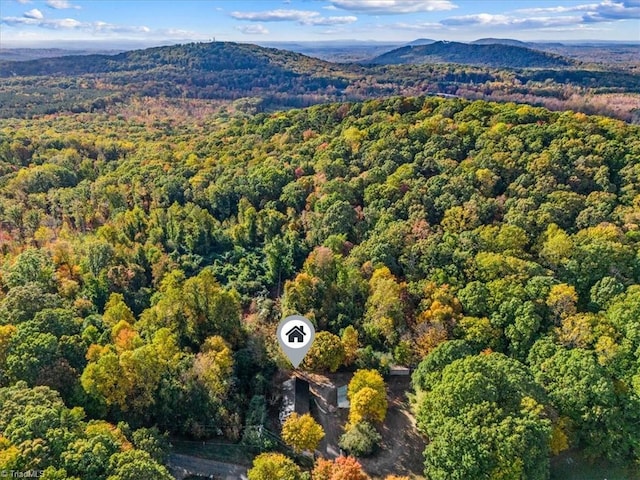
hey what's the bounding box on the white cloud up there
[516,0,640,20]
[93,21,150,34]
[15,0,31,4]
[2,16,82,29]
[23,8,43,19]
[515,4,599,15]
[441,13,585,29]
[308,15,358,25]
[55,17,81,28]
[439,1,640,31]
[230,8,357,25]
[236,24,270,34]
[583,0,640,21]
[1,12,208,43]
[161,28,195,37]
[389,21,443,30]
[46,0,80,9]
[231,9,319,22]
[441,13,510,26]
[1,15,154,33]
[330,0,457,14]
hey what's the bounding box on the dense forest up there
[1,42,639,122]
[1,94,639,478]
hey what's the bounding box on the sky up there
[1,0,639,48]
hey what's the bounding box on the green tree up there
[302,331,345,372]
[0,382,85,471]
[61,430,121,479]
[139,269,243,347]
[0,283,62,324]
[102,293,135,328]
[106,450,173,480]
[131,427,169,464]
[2,248,55,290]
[528,339,639,461]
[264,236,294,296]
[414,352,551,480]
[363,267,405,347]
[339,421,381,457]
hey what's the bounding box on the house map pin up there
[277,314,315,368]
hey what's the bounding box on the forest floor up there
[304,372,427,479]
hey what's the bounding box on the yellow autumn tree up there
[547,283,578,324]
[102,293,136,327]
[248,452,302,480]
[281,413,324,453]
[363,267,405,347]
[347,369,387,427]
[0,325,17,366]
[193,335,234,400]
[341,325,359,366]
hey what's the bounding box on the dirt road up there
[167,453,248,480]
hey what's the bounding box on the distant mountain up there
[257,40,401,62]
[406,38,437,46]
[0,42,344,77]
[471,38,532,47]
[367,41,574,68]
[0,48,121,62]
[0,42,363,115]
[0,40,636,121]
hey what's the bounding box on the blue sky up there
[1,0,639,47]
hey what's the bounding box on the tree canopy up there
[1,95,639,476]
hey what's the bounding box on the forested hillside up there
[0,42,355,116]
[367,41,573,68]
[1,41,639,122]
[1,96,639,478]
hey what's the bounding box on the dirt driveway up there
[302,372,427,479]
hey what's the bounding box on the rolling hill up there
[406,38,437,46]
[367,41,574,68]
[0,41,351,78]
[0,40,637,122]
[0,42,361,114]
[471,38,533,47]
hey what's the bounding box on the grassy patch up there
[171,438,257,466]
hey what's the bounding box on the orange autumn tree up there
[312,456,369,480]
